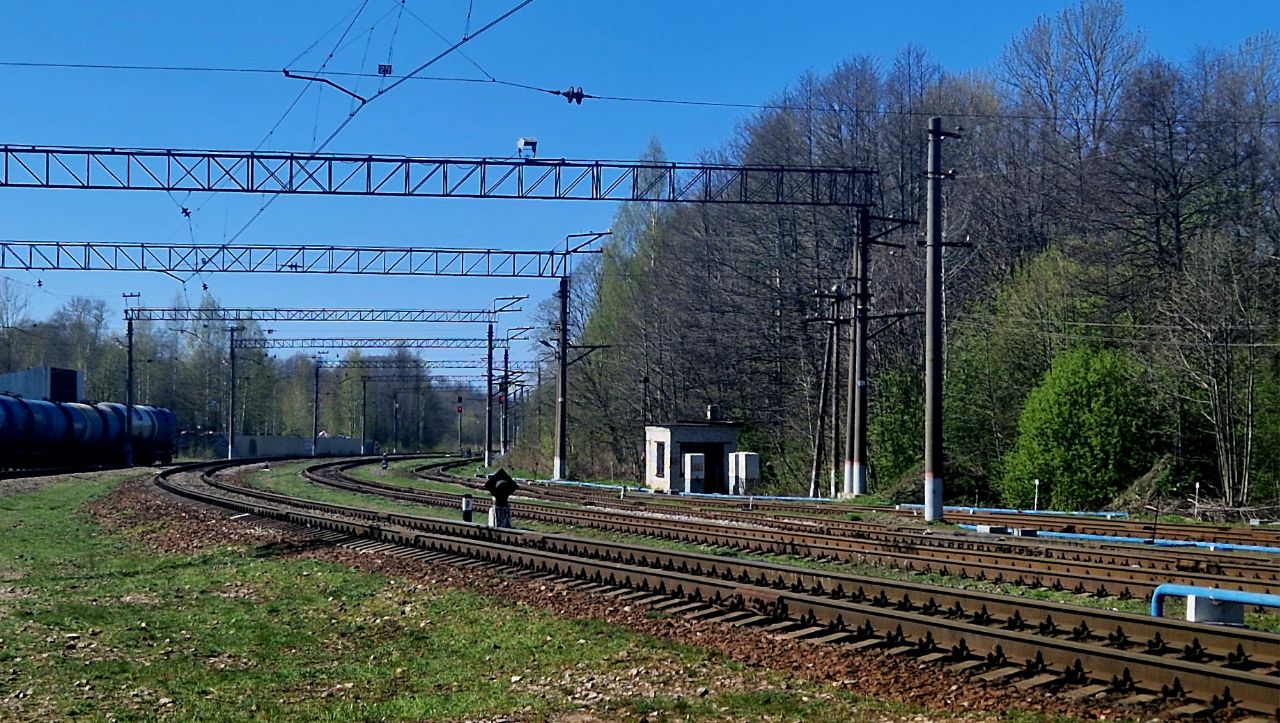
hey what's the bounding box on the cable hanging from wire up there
[210,0,538,264]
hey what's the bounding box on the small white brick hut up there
[644,406,741,493]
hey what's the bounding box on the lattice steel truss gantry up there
[235,337,506,350]
[0,241,575,278]
[0,144,876,207]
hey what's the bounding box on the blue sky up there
[1,1,1276,365]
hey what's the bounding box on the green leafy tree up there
[867,363,922,491]
[945,247,1105,492]
[1000,346,1157,510]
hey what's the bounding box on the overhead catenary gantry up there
[327,359,539,370]
[345,373,522,456]
[3,139,906,495]
[123,304,519,461]
[0,241,578,278]
[0,145,876,207]
[235,335,510,454]
[126,306,499,324]
[235,336,506,350]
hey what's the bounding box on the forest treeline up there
[0,288,477,454]
[513,1,1279,512]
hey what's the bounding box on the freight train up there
[0,394,178,468]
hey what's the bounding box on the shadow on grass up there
[49,556,216,582]
[249,536,355,559]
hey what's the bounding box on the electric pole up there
[553,276,569,480]
[924,117,960,521]
[392,391,400,454]
[500,346,510,456]
[124,316,135,467]
[121,293,140,467]
[830,293,843,498]
[809,297,835,498]
[360,376,369,455]
[846,207,870,497]
[311,356,322,456]
[226,325,239,460]
[456,395,464,454]
[485,323,494,467]
[536,365,544,476]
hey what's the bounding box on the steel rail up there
[328,461,1273,598]
[154,457,1280,716]
[478,474,1280,558]
[656,494,1279,548]
[415,464,1280,590]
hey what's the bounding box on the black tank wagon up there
[0,393,178,468]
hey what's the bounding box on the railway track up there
[400,460,1279,598]
[156,457,1280,718]
[444,466,1280,560]
[589,487,1280,548]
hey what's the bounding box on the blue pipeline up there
[1150,583,1280,616]
[957,525,1280,555]
[899,503,1127,519]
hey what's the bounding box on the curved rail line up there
[603,491,1280,548]
[445,468,1280,563]
[507,477,1280,547]
[403,460,1279,597]
[155,457,1279,717]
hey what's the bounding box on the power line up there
[962,315,1279,333]
[4,60,1277,127]
[161,0,387,287]
[396,0,498,83]
[221,0,537,248]
[951,319,1280,348]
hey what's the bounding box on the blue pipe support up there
[1150,583,1280,617]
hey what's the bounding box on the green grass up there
[0,473,965,721]
[342,459,474,496]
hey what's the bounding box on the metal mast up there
[846,207,870,496]
[485,323,494,467]
[924,117,959,521]
[552,277,570,480]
